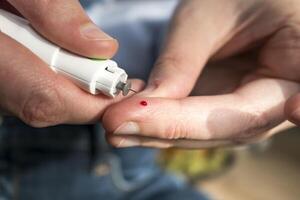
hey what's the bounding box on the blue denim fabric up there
[0,1,210,200]
[0,119,209,200]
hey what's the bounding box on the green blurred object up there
[158,148,234,182]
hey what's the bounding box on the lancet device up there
[0,9,133,97]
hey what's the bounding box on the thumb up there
[7,0,118,58]
[144,1,241,98]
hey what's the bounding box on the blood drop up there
[140,101,148,106]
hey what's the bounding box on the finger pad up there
[102,97,171,132]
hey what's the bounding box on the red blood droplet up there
[140,100,148,106]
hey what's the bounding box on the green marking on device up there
[90,57,107,61]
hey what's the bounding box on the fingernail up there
[114,122,140,135]
[80,23,114,40]
[117,137,140,147]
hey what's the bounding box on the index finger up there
[103,78,299,141]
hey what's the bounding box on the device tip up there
[116,81,137,96]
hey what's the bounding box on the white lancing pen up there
[0,9,136,97]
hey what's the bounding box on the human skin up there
[0,0,143,127]
[103,0,300,148]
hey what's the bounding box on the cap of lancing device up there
[116,81,137,96]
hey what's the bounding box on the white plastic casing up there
[0,9,128,97]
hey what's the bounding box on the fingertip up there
[102,97,148,131]
[103,96,166,133]
[285,94,300,126]
[82,38,119,59]
[106,134,121,147]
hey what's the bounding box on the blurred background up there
[159,127,300,200]
[83,1,300,199]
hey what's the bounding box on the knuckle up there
[165,120,189,139]
[20,83,65,127]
